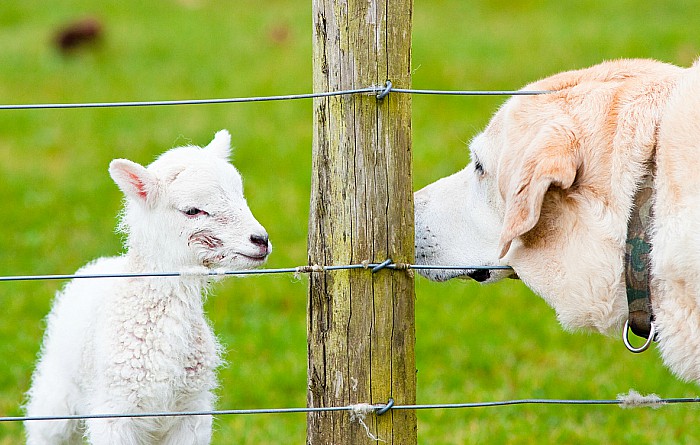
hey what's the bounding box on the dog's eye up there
[474,160,485,176]
[182,207,209,217]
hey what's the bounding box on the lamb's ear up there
[109,159,158,204]
[497,125,579,259]
[204,129,232,161]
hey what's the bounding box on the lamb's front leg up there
[83,392,155,445]
[25,356,83,444]
[161,415,212,445]
[161,396,214,445]
[85,415,145,445]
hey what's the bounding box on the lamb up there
[24,130,271,444]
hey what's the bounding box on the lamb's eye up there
[474,159,485,176]
[182,207,208,217]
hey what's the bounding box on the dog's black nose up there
[467,269,491,282]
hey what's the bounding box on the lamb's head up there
[109,130,271,271]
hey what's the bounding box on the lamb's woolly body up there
[25,130,270,444]
[27,257,219,443]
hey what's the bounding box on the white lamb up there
[24,130,271,444]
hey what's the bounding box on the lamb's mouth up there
[203,252,268,268]
[230,251,271,265]
[237,252,268,262]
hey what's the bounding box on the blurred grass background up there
[1,0,700,443]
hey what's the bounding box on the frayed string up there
[294,264,325,280]
[348,404,385,442]
[393,262,414,278]
[617,389,665,409]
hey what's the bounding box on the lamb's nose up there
[250,233,270,251]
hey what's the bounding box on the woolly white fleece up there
[25,130,271,445]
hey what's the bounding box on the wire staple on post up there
[371,259,393,273]
[376,80,393,99]
[376,398,395,415]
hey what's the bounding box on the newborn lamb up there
[25,130,271,445]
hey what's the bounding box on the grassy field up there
[1,1,700,443]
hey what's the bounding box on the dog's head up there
[414,100,578,284]
[414,59,681,332]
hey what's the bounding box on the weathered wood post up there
[308,0,416,443]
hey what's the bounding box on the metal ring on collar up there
[622,319,656,353]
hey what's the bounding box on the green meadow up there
[1,1,700,443]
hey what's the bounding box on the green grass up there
[1,1,700,443]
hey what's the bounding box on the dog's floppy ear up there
[498,124,579,259]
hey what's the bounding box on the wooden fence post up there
[307,0,416,443]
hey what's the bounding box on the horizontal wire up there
[0,263,512,283]
[0,86,550,110]
[14,406,349,423]
[0,87,377,110]
[391,88,552,96]
[411,264,512,270]
[12,396,700,423]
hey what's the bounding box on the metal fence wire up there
[2,85,697,428]
[0,82,551,109]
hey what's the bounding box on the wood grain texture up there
[308,0,416,443]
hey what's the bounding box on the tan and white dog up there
[414,59,700,383]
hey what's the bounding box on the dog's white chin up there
[417,268,471,282]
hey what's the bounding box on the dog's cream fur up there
[415,59,700,383]
[25,130,271,444]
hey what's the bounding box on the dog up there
[414,59,700,383]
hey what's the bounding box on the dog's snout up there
[467,269,491,282]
